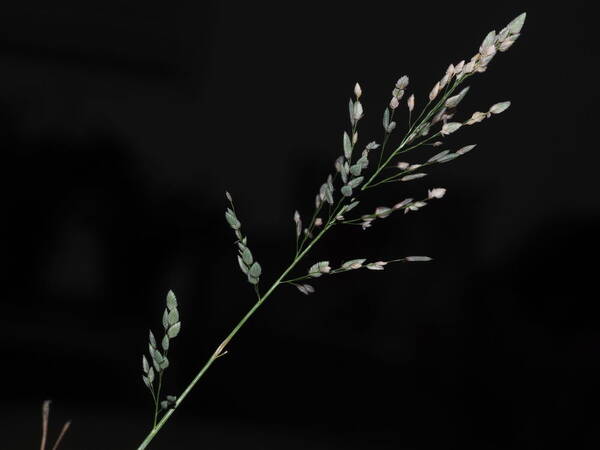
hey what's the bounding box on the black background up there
[1,1,597,449]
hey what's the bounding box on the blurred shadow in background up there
[1,1,597,449]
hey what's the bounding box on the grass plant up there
[137,12,527,449]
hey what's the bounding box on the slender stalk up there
[148,384,158,427]
[152,357,166,428]
[136,219,338,450]
[282,275,312,284]
[50,421,71,450]
[40,401,50,450]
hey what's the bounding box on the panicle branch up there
[225,192,263,287]
[142,290,181,426]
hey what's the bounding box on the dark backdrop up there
[1,1,597,449]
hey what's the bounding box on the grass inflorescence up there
[136,12,527,449]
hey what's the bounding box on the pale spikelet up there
[375,206,393,218]
[428,150,450,162]
[361,219,373,229]
[479,45,497,67]
[406,256,432,262]
[436,153,458,164]
[439,73,450,89]
[393,198,413,210]
[225,208,241,230]
[507,12,527,35]
[393,88,405,100]
[445,87,470,109]
[480,31,497,54]
[294,210,302,238]
[497,26,510,42]
[498,38,517,52]
[401,173,427,181]
[396,75,409,89]
[353,101,364,121]
[454,60,465,74]
[419,123,431,136]
[465,111,487,125]
[354,82,362,99]
[404,201,427,213]
[319,183,327,201]
[342,258,367,270]
[428,188,447,199]
[489,101,511,114]
[366,261,387,270]
[390,97,399,110]
[397,161,410,170]
[429,82,441,101]
[463,60,476,74]
[441,122,462,135]
[481,44,497,58]
[407,94,415,112]
[441,111,455,123]
[334,155,344,173]
[308,261,332,277]
[431,108,446,125]
[456,144,477,155]
[296,284,315,295]
[446,64,455,78]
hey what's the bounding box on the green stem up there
[148,384,158,428]
[136,220,337,450]
[152,375,162,428]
